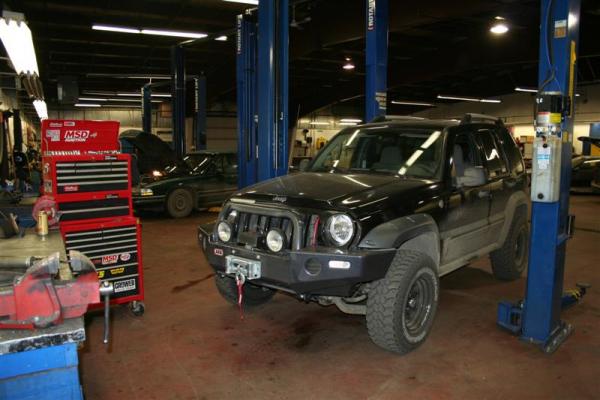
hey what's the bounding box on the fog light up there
[328,260,351,269]
[217,221,232,242]
[266,229,285,252]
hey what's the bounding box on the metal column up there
[171,45,186,158]
[194,76,207,151]
[521,0,581,351]
[236,13,258,189]
[256,0,289,182]
[142,84,152,134]
[365,0,388,122]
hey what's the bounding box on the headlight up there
[152,170,163,178]
[217,221,232,242]
[266,229,285,252]
[327,214,354,246]
[140,188,153,196]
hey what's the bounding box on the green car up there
[132,151,238,218]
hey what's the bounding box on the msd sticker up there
[64,130,95,142]
[120,253,131,262]
[46,129,60,142]
[102,255,119,265]
[63,185,79,192]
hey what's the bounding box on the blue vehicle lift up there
[365,0,388,122]
[497,0,585,353]
[236,0,289,188]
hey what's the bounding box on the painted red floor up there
[79,195,600,399]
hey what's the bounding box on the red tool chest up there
[60,217,144,307]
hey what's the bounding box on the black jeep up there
[198,114,528,354]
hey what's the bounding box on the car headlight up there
[217,221,232,242]
[266,229,286,252]
[327,214,354,246]
[152,170,163,178]
[140,188,153,196]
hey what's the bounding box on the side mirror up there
[458,166,487,187]
[298,159,310,172]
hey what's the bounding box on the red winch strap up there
[236,274,245,320]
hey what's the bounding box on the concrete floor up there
[80,195,600,400]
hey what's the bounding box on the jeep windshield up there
[308,126,445,179]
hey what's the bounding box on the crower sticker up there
[102,255,119,265]
[114,278,136,293]
[120,253,131,261]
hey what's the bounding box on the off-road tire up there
[215,274,276,307]
[490,208,528,281]
[366,250,439,354]
[166,188,194,218]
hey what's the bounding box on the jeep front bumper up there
[198,224,395,297]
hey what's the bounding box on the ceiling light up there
[494,16,505,20]
[515,87,538,93]
[92,24,141,34]
[340,118,362,123]
[391,100,435,107]
[33,100,47,120]
[75,103,101,107]
[0,16,39,75]
[437,95,501,104]
[223,0,259,5]
[116,92,171,97]
[78,97,108,101]
[215,35,228,41]
[141,29,207,39]
[339,122,358,126]
[490,22,509,35]
[103,105,142,108]
[343,57,355,70]
[310,122,330,126]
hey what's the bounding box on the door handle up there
[478,190,491,199]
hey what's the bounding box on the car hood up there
[233,172,433,211]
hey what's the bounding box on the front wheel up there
[366,250,439,355]
[166,188,194,218]
[214,274,276,307]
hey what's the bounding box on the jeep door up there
[439,128,493,271]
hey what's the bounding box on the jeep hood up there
[233,172,431,210]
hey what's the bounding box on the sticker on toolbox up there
[99,263,139,279]
[46,129,60,142]
[113,278,137,293]
[63,185,79,192]
[102,255,119,265]
[120,253,131,261]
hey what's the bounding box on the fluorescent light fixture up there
[437,95,501,104]
[490,22,509,35]
[141,29,207,39]
[339,122,358,126]
[75,103,101,107]
[224,0,259,5]
[0,17,39,75]
[92,24,141,34]
[515,87,538,93]
[78,97,107,101]
[215,35,228,41]
[33,100,48,120]
[391,100,434,107]
[343,62,355,70]
[340,118,362,123]
[310,121,330,126]
[116,92,171,97]
[103,105,142,108]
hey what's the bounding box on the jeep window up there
[476,129,508,178]
[496,128,525,175]
[308,127,445,179]
[451,132,484,178]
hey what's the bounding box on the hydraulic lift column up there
[171,45,186,159]
[497,0,581,353]
[142,84,152,134]
[365,0,388,122]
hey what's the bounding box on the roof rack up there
[459,113,504,126]
[369,115,427,123]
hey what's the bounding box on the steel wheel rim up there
[403,274,434,336]
[173,193,188,211]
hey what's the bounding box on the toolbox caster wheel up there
[129,301,145,316]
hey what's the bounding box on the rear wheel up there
[166,188,194,218]
[490,208,528,281]
[214,274,276,307]
[366,250,439,354]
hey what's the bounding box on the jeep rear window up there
[308,127,445,179]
